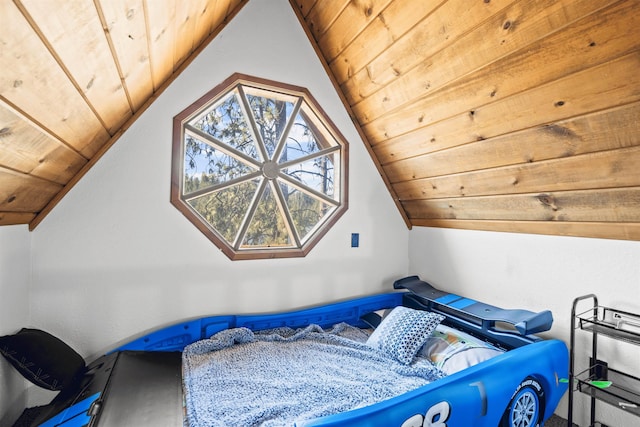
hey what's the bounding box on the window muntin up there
[172,74,348,260]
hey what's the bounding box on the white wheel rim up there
[511,390,537,427]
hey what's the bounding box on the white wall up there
[0,225,30,426]
[10,2,638,426]
[28,0,408,360]
[408,227,640,426]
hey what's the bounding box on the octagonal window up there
[171,74,348,260]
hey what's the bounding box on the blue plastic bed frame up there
[394,275,554,349]
[115,275,554,353]
[38,276,569,427]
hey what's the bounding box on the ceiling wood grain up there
[1,0,638,242]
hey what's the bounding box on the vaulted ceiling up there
[1,0,639,241]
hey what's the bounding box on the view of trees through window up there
[172,75,348,260]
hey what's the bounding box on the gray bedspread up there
[182,323,444,427]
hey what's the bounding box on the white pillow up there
[439,347,503,375]
[366,306,445,365]
[419,324,503,374]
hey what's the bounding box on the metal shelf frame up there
[568,294,640,426]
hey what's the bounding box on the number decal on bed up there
[425,401,450,427]
[401,414,425,427]
[400,401,450,427]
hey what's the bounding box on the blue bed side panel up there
[298,339,569,427]
[103,284,568,427]
[113,292,404,352]
[38,392,101,427]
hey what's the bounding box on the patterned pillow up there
[366,306,445,365]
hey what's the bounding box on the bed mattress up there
[33,351,183,427]
[96,351,183,426]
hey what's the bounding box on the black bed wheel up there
[500,377,545,427]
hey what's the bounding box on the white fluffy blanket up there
[182,323,444,427]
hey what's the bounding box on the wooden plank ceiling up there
[1,0,639,241]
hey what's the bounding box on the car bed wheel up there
[500,378,545,427]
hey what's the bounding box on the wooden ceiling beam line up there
[0,163,63,187]
[376,101,640,169]
[12,0,112,135]
[318,0,395,64]
[0,211,37,226]
[370,50,640,165]
[300,0,349,42]
[402,186,640,223]
[289,0,411,229]
[411,219,640,242]
[28,0,249,231]
[351,0,623,126]
[391,146,640,202]
[329,0,447,86]
[343,0,522,108]
[291,0,321,20]
[390,142,640,187]
[379,95,640,172]
[364,27,640,149]
[93,0,136,114]
[0,96,89,161]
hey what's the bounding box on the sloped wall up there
[27,0,408,360]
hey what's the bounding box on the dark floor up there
[545,414,578,427]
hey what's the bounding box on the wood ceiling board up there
[411,219,640,242]
[173,0,202,69]
[402,187,640,223]
[289,0,411,229]
[377,102,640,172]
[226,0,246,22]
[342,0,517,107]
[317,0,394,63]
[0,105,86,184]
[199,0,229,37]
[191,0,220,45]
[26,0,247,231]
[145,0,178,91]
[352,0,620,126]
[291,0,319,19]
[0,1,110,157]
[19,0,133,134]
[0,212,36,226]
[0,167,62,212]
[330,0,442,85]
[376,100,640,169]
[365,50,640,150]
[393,146,640,200]
[0,0,636,242]
[97,0,153,112]
[302,0,349,41]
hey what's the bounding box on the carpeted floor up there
[545,414,578,427]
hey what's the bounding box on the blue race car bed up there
[20,276,569,427]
